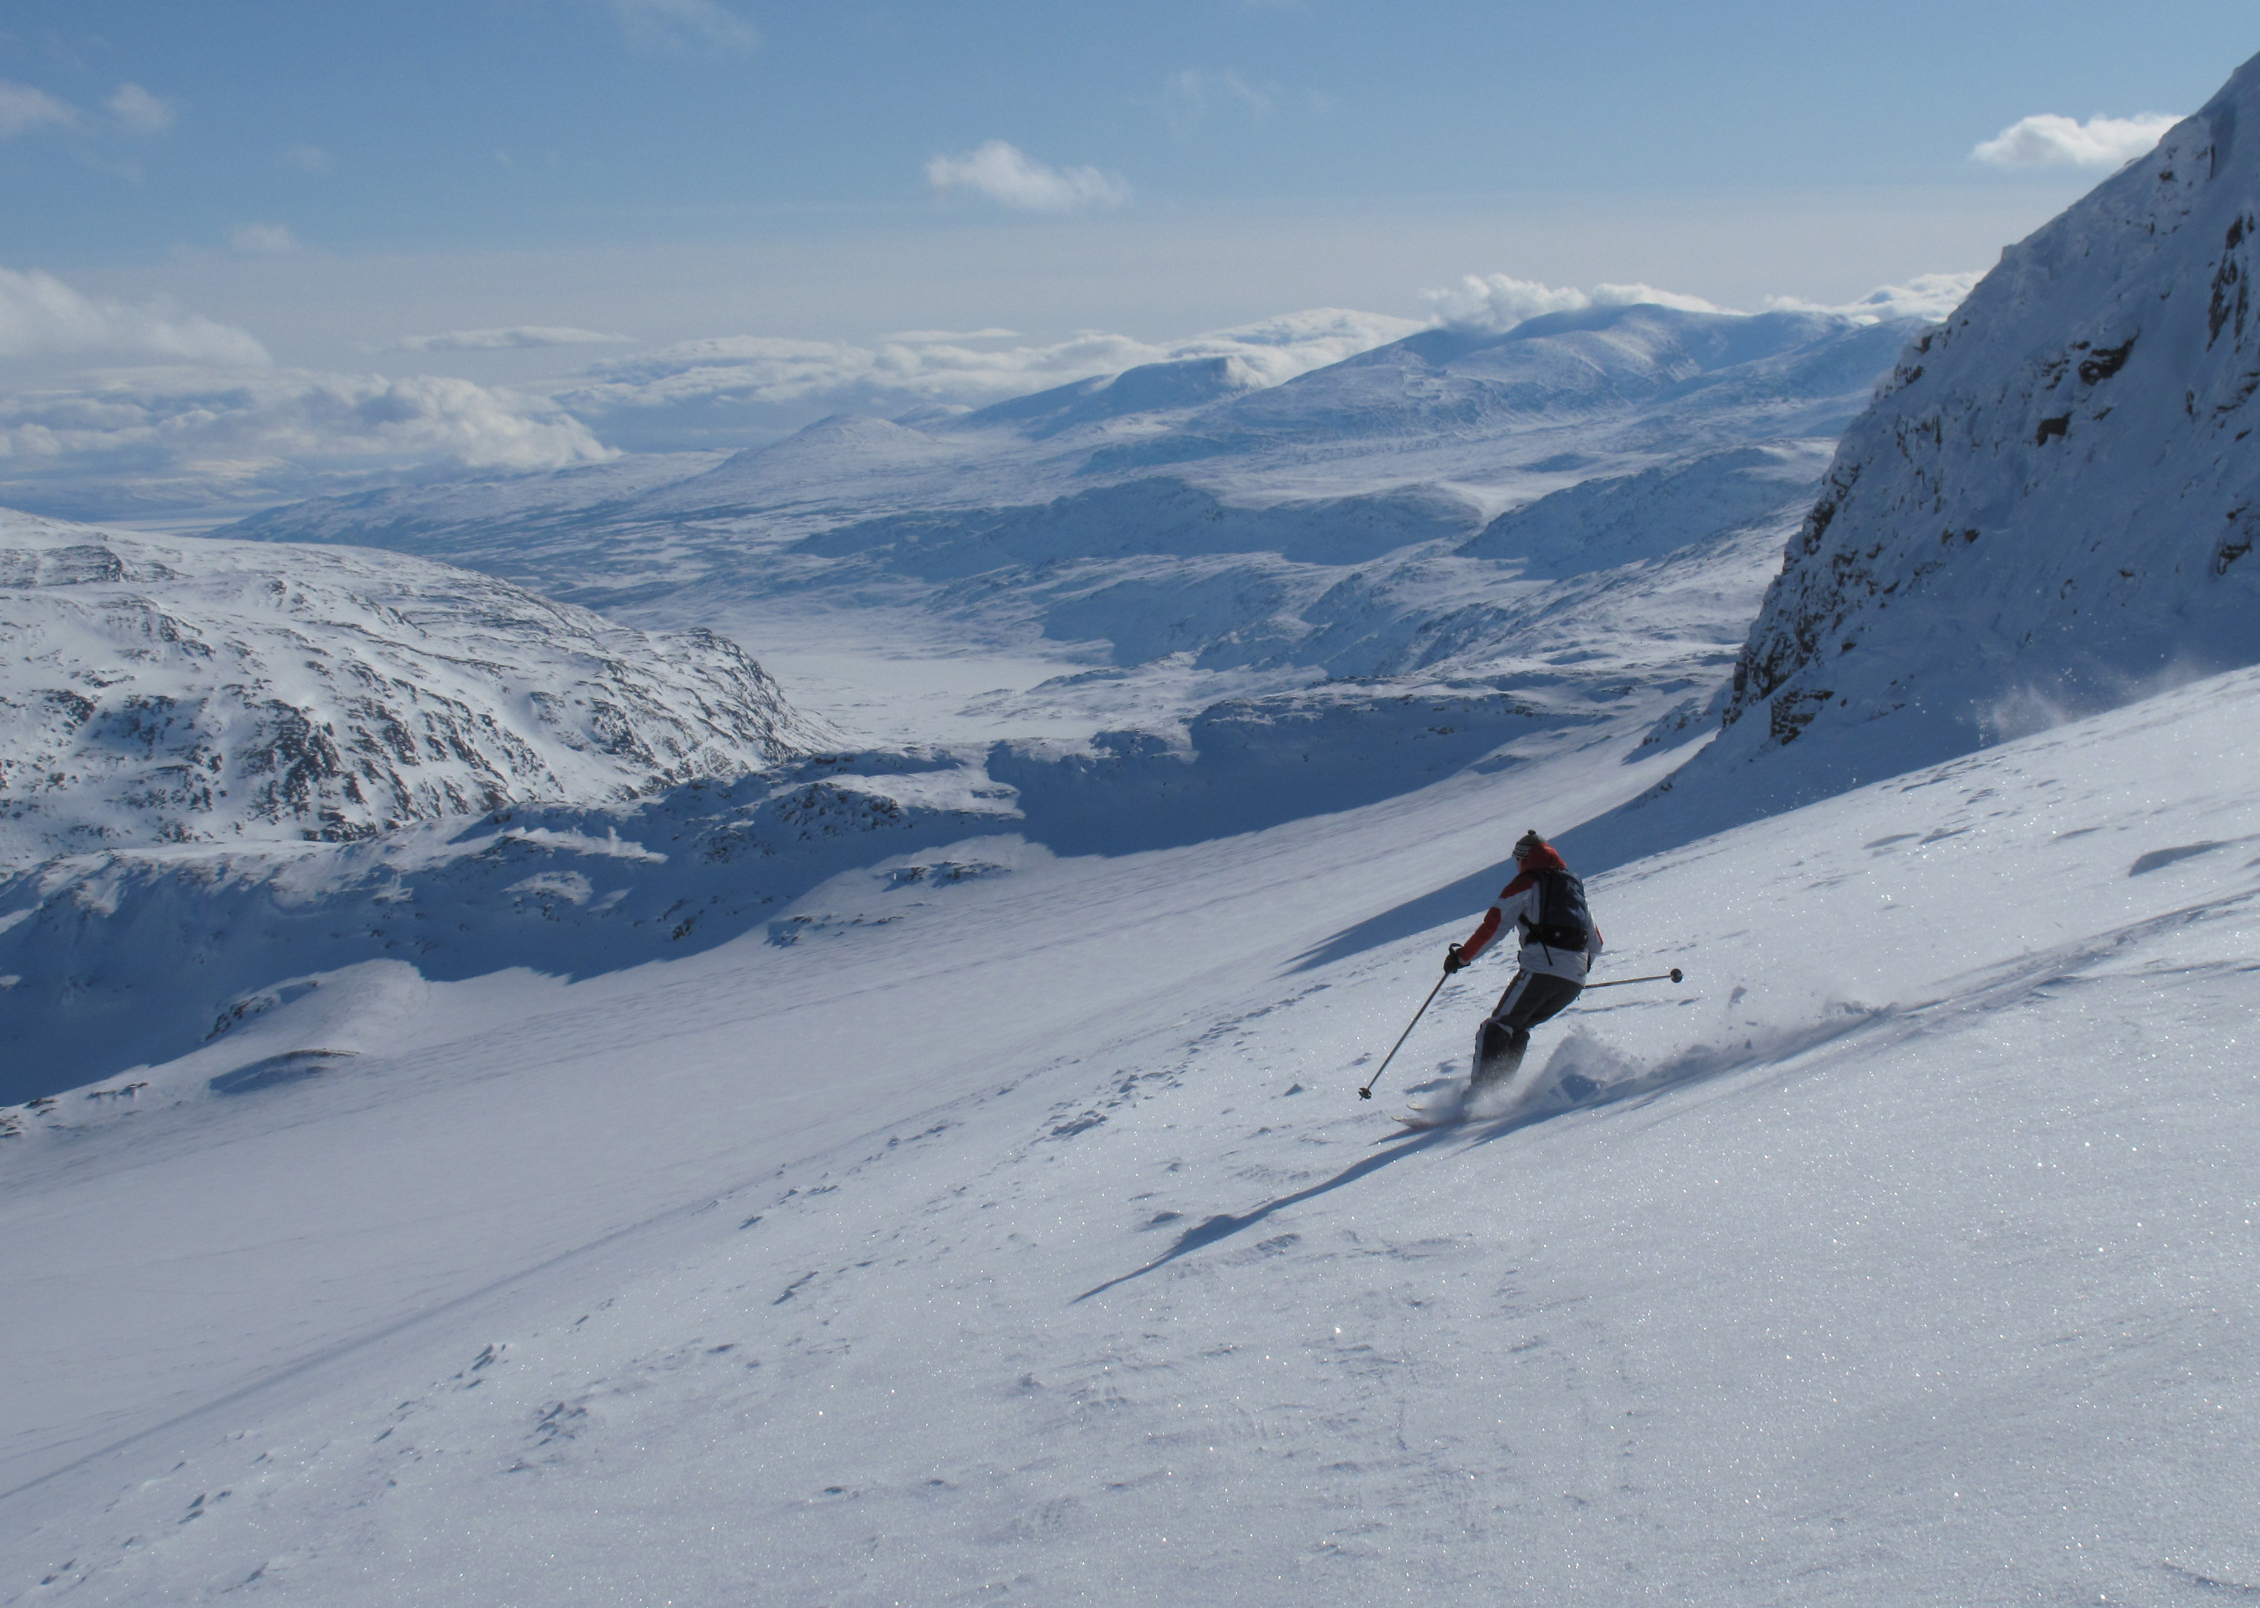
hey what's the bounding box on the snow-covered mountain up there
[1697,57,2260,816]
[228,302,1913,568]
[0,510,831,865]
[212,303,1903,756]
[1076,304,1915,473]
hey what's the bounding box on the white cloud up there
[282,144,330,172]
[603,0,758,53]
[1970,112,2180,169]
[1161,307,1423,385]
[391,326,634,352]
[0,268,611,509]
[230,223,303,257]
[0,82,78,138]
[925,141,1130,215]
[1421,274,1729,334]
[0,266,271,365]
[552,308,1419,449]
[1161,68,1276,131]
[875,327,1022,342]
[106,83,176,135]
[0,369,612,499]
[1767,272,1982,326]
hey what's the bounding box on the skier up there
[1442,829,1601,1098]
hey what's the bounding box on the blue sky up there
[0,2,2254,513]
[2,0,2249,257]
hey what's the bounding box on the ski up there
[1394,1111,1461,1130]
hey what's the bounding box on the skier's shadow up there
[1073,1115,1484,1302]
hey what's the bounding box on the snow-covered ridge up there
[1082,304,1914,472]
[0,510,833,865]
[1711,49,2260,801]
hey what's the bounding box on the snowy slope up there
[0,510,831,865]
[0,752,1022,1101]
[4,659,2258,1606]
[0,448,1806,1100]
[1710,53,2260,813]
[1461,440,1831,576]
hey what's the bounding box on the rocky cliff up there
[1714,52,2260,796]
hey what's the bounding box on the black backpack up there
[1525,869,1592,953]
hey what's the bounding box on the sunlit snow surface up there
[3,663,2256,1605]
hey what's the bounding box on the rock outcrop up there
[1717,52,2260,788]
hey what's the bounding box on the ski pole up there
[1580,967,1685,992]
[1357,971,1451,1100]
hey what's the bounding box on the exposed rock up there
[1719,53,2260,783]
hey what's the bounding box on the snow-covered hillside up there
[0,510,830,865]
[1706,56,2260,814]
[0,426,1815,1099]
[5,651,2258,1606]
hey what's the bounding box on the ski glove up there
[1443,943,1467,974]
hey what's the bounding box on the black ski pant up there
[1473,969,1584,1090]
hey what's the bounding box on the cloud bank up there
[1420,272,1980,337]
[1422,275,1729,334]
[1766,272,1980,325]
[0,264,615,515]
[0,368,611,516]
[926,141,1129,214]
[0,268,271,365]
[391,326,634,352]
[553,309,1419,450]
[0,370,604,472]
[1970,113,2180,169]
